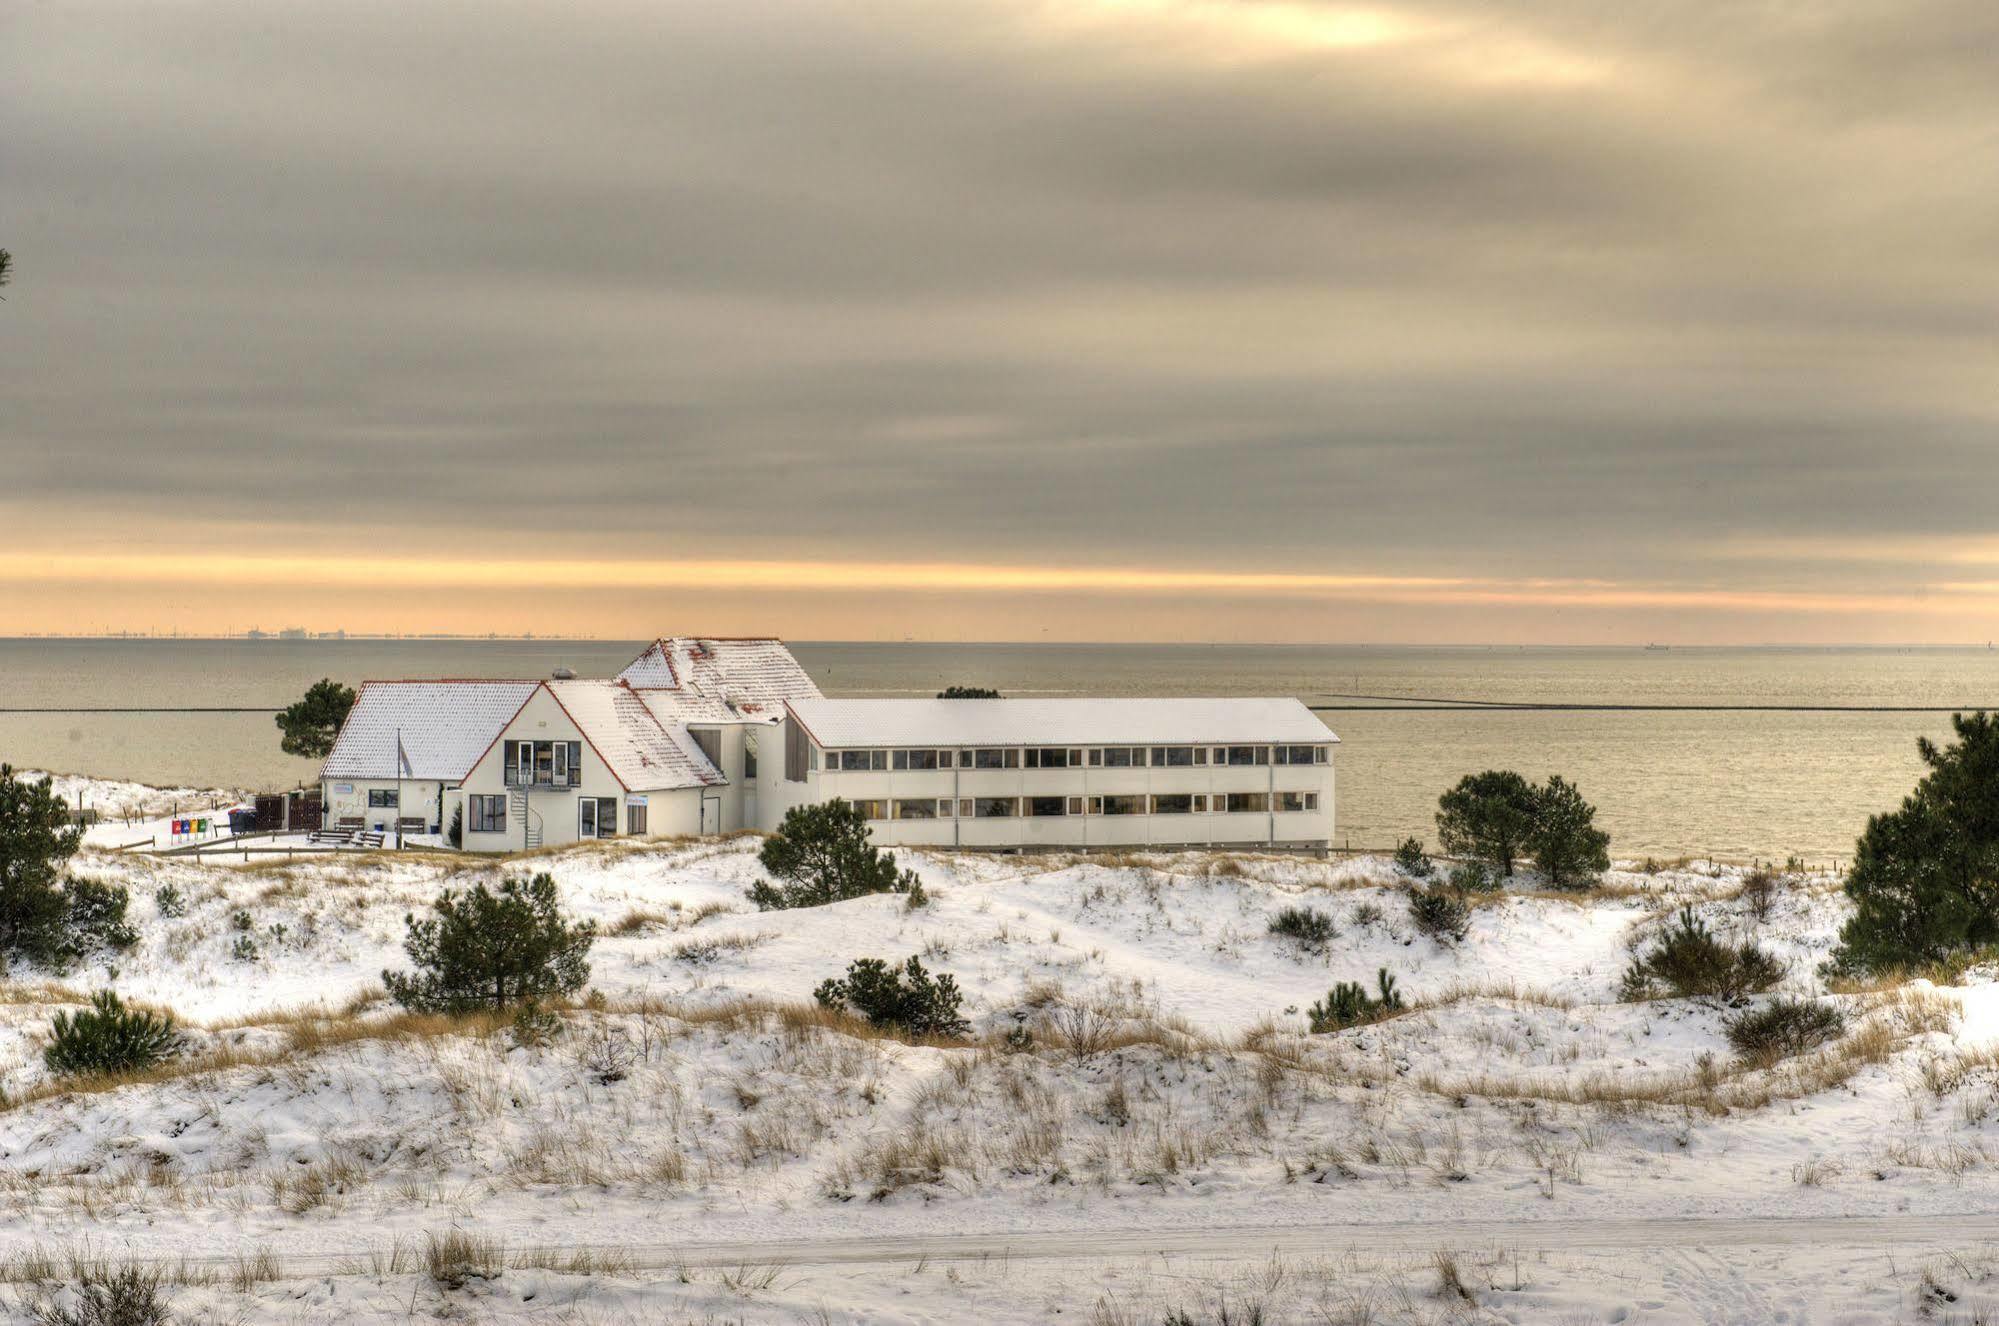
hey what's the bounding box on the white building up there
[320,637,1338,852]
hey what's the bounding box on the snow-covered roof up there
[321,681,539,782]
[785,698,1338,749]
[547,680,725,791]
[619,637,822,724]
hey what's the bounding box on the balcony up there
[505,771,580,790]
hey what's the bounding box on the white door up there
[553,742,569,786]
[516,741,533,783]
[578,798,598,839]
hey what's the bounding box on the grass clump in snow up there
[1621,906,1784,1002]
[1267,906,1337,952]
[24,1264,171,1326]
[815,955,968,1038]
[1725,998,1847,1065]
[424,1230,502,1291]
[1308,969,1404,1033]
[44,991,184,1078]
[1408,887,1470,943]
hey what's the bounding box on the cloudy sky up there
[4,0,1996,642]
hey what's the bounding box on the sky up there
[3,0,1996,643]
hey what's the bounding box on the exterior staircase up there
[513,788,542,849]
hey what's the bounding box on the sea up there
[3,638,1993,863]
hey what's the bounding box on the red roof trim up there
[542,683,634,794]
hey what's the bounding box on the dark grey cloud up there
[3,0,1997,603]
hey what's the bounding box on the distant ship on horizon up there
[1644,643,1670,651]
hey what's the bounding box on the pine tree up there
[275,678,357,759]
[1529,775,1611,890]
[749,799,918,910]
[1832,711,1999,974]
[0,764,83,969]
[1435,770,1538,876]
[383,874,595,1012]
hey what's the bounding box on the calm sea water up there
[3,638,1993,862]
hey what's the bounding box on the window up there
[742,736,758,781]
[1151,793,1195,815]
[1098,794,1144,815]
[963,797,1017,818]
[1275,791,1313,812]
[507,740,581,787]
[1024,748,1070,768]
[1224,792,1269,813]
[851,799,889,820]
[690,728,722,769]
[1151,746,1202,767]
[970,748,1019,769]
[1024,796,1068,817]
[894,798,945,819]
[835,750,886,771]
[579,797,618,838]
[627,802,648,835]
[1274,745,1321,766]
[368,788,399,808]
[892,749,947,771]
[1223,746,1270,767]
[469,795,506,833]
[1067,796,1085,815]
[1092,747,1142,768]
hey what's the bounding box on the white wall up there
[320,778,446,833]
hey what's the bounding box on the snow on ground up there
[4,829,1999,1321]
[15,769,252,850]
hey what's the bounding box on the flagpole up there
[395,725,404,851]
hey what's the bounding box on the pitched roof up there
[547,679,725,791]
[785,697,1339,749]
[321,680,540,782]
[619,637,822,723]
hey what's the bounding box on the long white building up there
[319,637,1337,852]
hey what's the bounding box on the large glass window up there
[368,788,399,808]
[1224,792,1269,813]
[1096,794,1144,815]
[469,795,506,833]
[893,798,946,819]
[851,799,889,820]
[892,750,948,771]
[962,797,1018,818]
[1274,791,1320,812]
[1090,747,1143,768]
[628,802,649,835]
[1150,746,1205,767]
[1024,748,1073,768]
[579,796,618,838]
[835,750,886,771]
[1024,796,1068,816]
[1274,745,1321,765]
[1223,746,1270,767]
[970,748,1020,769]
[1151,794,1196,814]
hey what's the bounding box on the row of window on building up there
[464,794,648,838]
[825,744,1329,772]
[851,791,1320,821]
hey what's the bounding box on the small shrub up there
[1740,868,1779,922]
[1725,998,1846,1063]
[815,955,968,1037]
[229,934,260,963]
[28,1265,172,1326]
[1349,901,1386,928]
[579,1026,637,1083]
[749,800,919,911]
[153,885,186,919]
[445,806,463,851]
[424,1230,502,1291]
[1408,888,1470,943]
[1268,906,1337,951]
[1622,906,1785,1002]
[44,991,184,1077]
[903,877,930,910]
[384,873,595,1013]
[1392,837,1433,878]
[509,999,561,1048]
[1448,860,1499,895]
[1308,968,1404,1033]
[229,909,253,932]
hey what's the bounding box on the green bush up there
[1832,712,1999,975]
[383,873,596,1013]
[1308,968,1404,1033]
[153,885,186,919]
[1448,860,1498,894]
[1724,997,1846,1064]
[749,799,919,911]
[1268,905,1337,951]
[1408,887,1470,943]
[56,878,137,957]
[1622,907,1785,1002]
[1528,775,1610,890]
[445,805,463,850]
[1392,837,1433,878]
[1435,771,1539,877]
[815,955,968,1037]
[44,991,184,1078]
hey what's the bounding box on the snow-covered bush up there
[44,990,184,1078]
[815,955,968,1037]
[1408,887,1471,943]
[1724,997,1845,1064]
[1268,905,1337,951]
[383,873,596,1013]
[25,1264,172,1326]
[749,799,919,911]
[1392,837,1433,878]
[1622,907,1784,1002]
